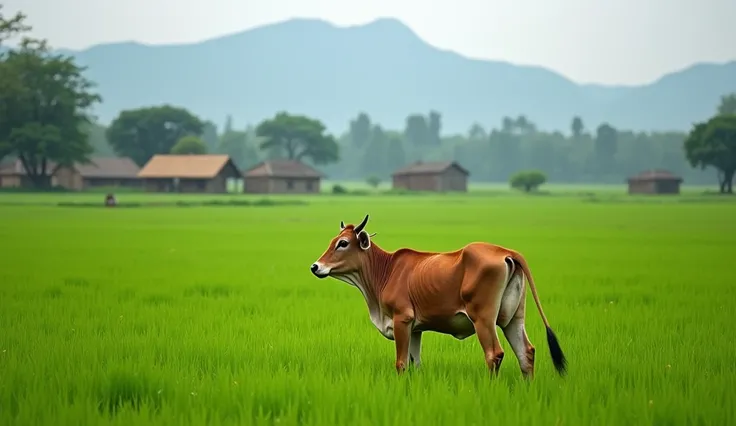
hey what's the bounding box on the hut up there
[0,157,141,190]
[627,169,683,194]
[54,157,141,190]
[243,159,324,194]
[137,154,242,193]
[391,161,469,192]
[0,158,57,188]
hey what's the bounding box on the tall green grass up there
[0,193,734,425]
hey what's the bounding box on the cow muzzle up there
[310,262,330,278]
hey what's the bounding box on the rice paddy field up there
[1,185,734,425]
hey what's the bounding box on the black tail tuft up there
[545,326,567,376]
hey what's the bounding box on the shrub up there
[510,170,547,192]
[170,135,206,155]
[366,176,381,188]
[332,184,348,194]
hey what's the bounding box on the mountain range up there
[39,18,736,135]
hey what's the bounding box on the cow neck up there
[337,243,393,310]
[360,243,393,296]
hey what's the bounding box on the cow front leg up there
[409,331,423,368]
[392,313,414,374]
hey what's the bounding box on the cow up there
[309,214,567,378]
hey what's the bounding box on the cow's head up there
[310,214,375,279]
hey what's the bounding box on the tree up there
[717,93,736,116]
[594,123,618,175]
[255,111,339,165]
[514,115,536,134]
[467,123,487,141]
[218,128,260,171]
[501,117,514,134]
[83,122,114,156]
[571,116,584,139]
[200,121,219,153]
[171,135,206,155]
[223,115,233,133]
[404,114,430,146]
[428,110,442,145]
[683,114,736,193]
[106,105,203,166]
[510,170,547,192]
[489,129,522,181]
[349,113,372,148]
[360,125,389,177]
[385,135,407,173]
[0,32,102,187]
[0,7,26,163]
[0,5,30,47]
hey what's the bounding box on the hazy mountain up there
[43,18,736,134]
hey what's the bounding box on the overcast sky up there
[3,0,735,85]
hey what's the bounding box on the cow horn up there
[340,221,345,230]
[354,214,369,234]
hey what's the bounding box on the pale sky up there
[3,0,735,85]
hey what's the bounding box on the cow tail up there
[510,252,568,376]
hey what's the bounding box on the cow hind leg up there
[409,331,422,368]
[471,319,504,375]
[501,316,535,378]
[462,262,508,376]
[499,265,536,378]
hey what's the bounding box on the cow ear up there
[357,230,371,250]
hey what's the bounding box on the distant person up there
[105,193,117,207]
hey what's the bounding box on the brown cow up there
[310,214,567,378]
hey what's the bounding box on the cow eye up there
[336,240,349,249]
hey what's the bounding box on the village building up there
[55,157,141,190]
[137,154,242,193]
[627,169,683,195]
[391,161,470,192]
[243,159,324,194]
[0,159,53,188]
[0,157,140,190]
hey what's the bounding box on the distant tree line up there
[329,100,736,191]
[2,5,735,193]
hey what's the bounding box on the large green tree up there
[0,5,29,46]
[683,114,736,193]
[255,112,338,165]
[1,6,26,164]
[106,105,203,166]
[0,10,102,187]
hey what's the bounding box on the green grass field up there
[1,187,734,425]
